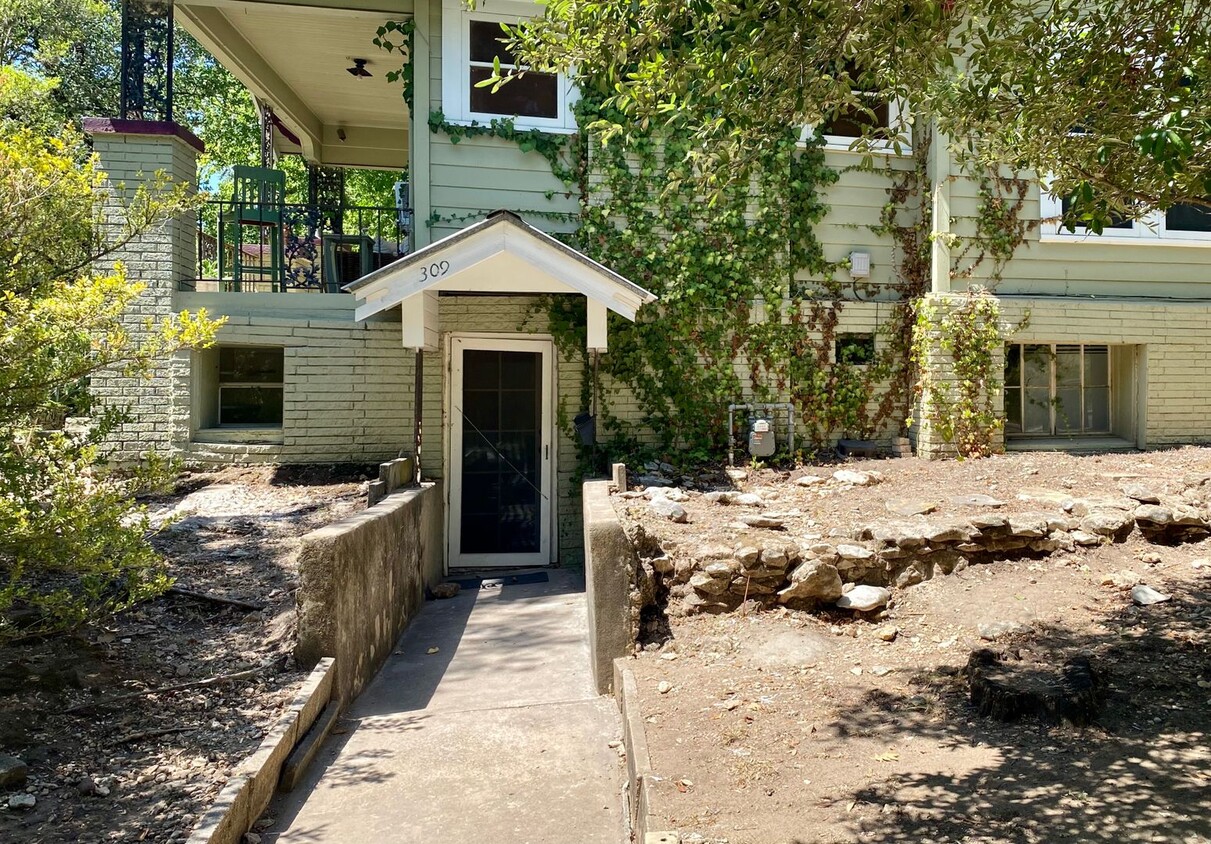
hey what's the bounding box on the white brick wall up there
[999,296,1211,447]
[89,131,198,463]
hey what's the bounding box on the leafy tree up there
[0,130,220,643]
[0,0,118,128]
[507,0,1210,228]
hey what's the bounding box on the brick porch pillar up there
[83,118,203,463]
[911,292,1007,459]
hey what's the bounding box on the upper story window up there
[441,0,578,133]
[820,96,905,150]
[807,61,908,154]
[1040,187,1211,246]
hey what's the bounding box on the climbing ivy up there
[952,169,1037,283]
[911,289,1006,458]
[374,22,1029,465]
[373,21,416,113]
[568,103,874,455]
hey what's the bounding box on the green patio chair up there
[219,166,287,291]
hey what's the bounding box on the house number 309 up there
[420,260,451,281]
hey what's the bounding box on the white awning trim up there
[346,211,656,351]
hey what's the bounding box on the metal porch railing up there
[187,199,411,293]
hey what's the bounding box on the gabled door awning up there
[344,210,657,351]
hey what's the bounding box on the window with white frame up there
[820,95,907,149]
[1004,343,1110,437]
[441,0,577,132]
[803,61,909,153]
[217,346,283,427]
[1040,186,1211,244]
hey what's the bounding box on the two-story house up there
[87,0,1211,571]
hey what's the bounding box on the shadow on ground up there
[822,569,1211,843]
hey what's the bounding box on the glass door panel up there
[1004,345,1022,434]
[1022,345,1052,434]
[459,349,542,556]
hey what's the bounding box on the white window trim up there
[798,99,912,155]
[1039,180,1211,246]
[441,0,579,133]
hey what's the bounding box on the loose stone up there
[1080,510,1134,538]
[835,585,891,612]
[0,755,27,789]
[648,497,689,523]
[833,469,877,486]
[950,494,1006,508]
[689,572,731,596]
[1070,530,1102,546]
[738,514,785,529]
[886,498,938,517]
[777,560,843,604]
[978,620,1028,640]
[1133,504,1173,526]
[1131,585,1171,606]
[835,544,875,561]
[1121,482,1161,504]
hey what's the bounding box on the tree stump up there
[965,648,1106,726]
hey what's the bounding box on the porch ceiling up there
[177,0,409,169]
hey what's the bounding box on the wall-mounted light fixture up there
[849,250,871,278]
[347,58,372,78]
[337,127,347,142]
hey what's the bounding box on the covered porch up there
[345,210,656,570]
[175,0,411,170]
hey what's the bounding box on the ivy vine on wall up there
[911,289,1006,458]
[375,21,1028,464]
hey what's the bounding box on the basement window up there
[836,333,876,365]
[1004,344,1110,437]
[218,347,283,426]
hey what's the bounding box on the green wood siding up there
[949,177,1211,297]
[423,0,579,242]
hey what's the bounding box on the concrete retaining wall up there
[584,479,639,694]
[296,484,443,705]
[614,659,680,844]
[186,658,335,844]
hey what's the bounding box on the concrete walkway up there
[265,569,626,844]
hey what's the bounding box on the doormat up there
[450,571,550,590]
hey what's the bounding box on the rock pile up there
[628,474,1211,617]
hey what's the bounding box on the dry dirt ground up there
[0,465,370,844]
[625,449,1211,844]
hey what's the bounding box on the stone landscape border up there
[614,659,681,844]
[185,657,335,844]
[624,472,1211,616]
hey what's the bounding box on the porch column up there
[910,292,1006,460]
[83,0,203,462]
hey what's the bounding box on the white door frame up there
[446,333,555,570]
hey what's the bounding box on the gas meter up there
[748,415,776,458]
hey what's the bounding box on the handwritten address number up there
[420,260,451,282]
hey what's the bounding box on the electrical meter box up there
[748,416,776,458]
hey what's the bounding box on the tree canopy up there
[507,0,1210,228]
[0,131,220,642]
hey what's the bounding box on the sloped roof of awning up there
[345,210,657,322]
